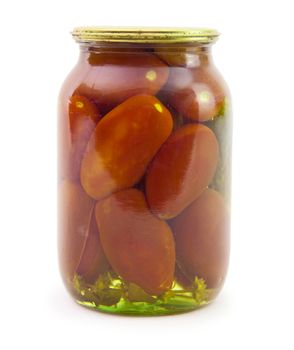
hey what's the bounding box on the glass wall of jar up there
[58,28,232,316]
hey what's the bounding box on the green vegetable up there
[72,272,122,306]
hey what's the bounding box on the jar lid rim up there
[71,27,220,44]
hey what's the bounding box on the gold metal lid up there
[71,27,219,44]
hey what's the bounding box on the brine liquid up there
[58,45,231,315]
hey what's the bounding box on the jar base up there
[76,296,212,316]
[69,273,219,316]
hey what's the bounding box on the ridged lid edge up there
[71,27,220,44]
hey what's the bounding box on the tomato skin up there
[75,52,169,113]
[146,123,219,219]
[58,180,94,281]
[69,95,100,134]
[76,207,109,283]
[161,66,227,122]
[80,94,173,200]
[61,95,101,181]
[155,47,209,68]
[95,189,176,295]
[170,189,230,289]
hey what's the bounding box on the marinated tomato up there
[58,180,94,281]
[170,189,230,288]
[161,66,226,122]
[146,124,219,219]
[76,52,169,113]
[95,189,175,295]
[66,95,101,180]
[81,94,173,200]
[76,208,109,283]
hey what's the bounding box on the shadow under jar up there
[58,27,232,316]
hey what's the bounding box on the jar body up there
[58,41,232,315]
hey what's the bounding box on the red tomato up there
[95,189,175,295]
[146,124,219,219]
[76,207,109,283]
[58,180,94,281]
[80,95,173,200]
[161,66,227,122]
[69,95,100,136]
[75,52,169,113]
[170,189,230,289]
[61,95,101,180]
[155,46,208,67]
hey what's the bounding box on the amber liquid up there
[58,45,231,315]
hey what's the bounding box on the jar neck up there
[77,43,214,68]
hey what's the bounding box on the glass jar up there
[58,27,232,316]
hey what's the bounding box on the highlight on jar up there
[58,27,232,316]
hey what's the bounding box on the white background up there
[0,0,293,349]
